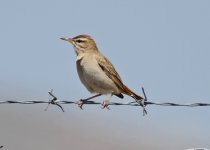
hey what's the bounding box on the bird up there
[60,34,143,108]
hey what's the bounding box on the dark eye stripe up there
[76,39,84,43]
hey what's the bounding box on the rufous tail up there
[123,85,143,100]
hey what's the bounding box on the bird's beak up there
[60,37,73,43]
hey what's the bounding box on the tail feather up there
[123,85,143,100]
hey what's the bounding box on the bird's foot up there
[77,99,87,109]
[101,100,110,110]
[76,94,102,109]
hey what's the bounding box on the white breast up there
[76,53,120,94]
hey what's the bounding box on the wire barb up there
[135,87,148,116]
[44,89,65,112]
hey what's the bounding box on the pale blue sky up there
[0,0,210,150]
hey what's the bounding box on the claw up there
[77,99,85,109]
[101,100,110,110]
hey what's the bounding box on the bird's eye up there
[76,39,83,43]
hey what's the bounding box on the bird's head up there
[60,34,98,55]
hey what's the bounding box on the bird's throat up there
[76,53,85,61]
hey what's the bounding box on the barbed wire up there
[0,88,210,115]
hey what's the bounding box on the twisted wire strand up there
[0,98,209,108]
[0,89,209,115]
[1,100,209,106]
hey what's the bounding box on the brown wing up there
[96,53,143,100]
[95,53,125,91]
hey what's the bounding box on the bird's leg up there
[78,94,102,109]
[101,93,113,110]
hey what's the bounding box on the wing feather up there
[95,54,124,91]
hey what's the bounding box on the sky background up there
[0,0,210,150]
